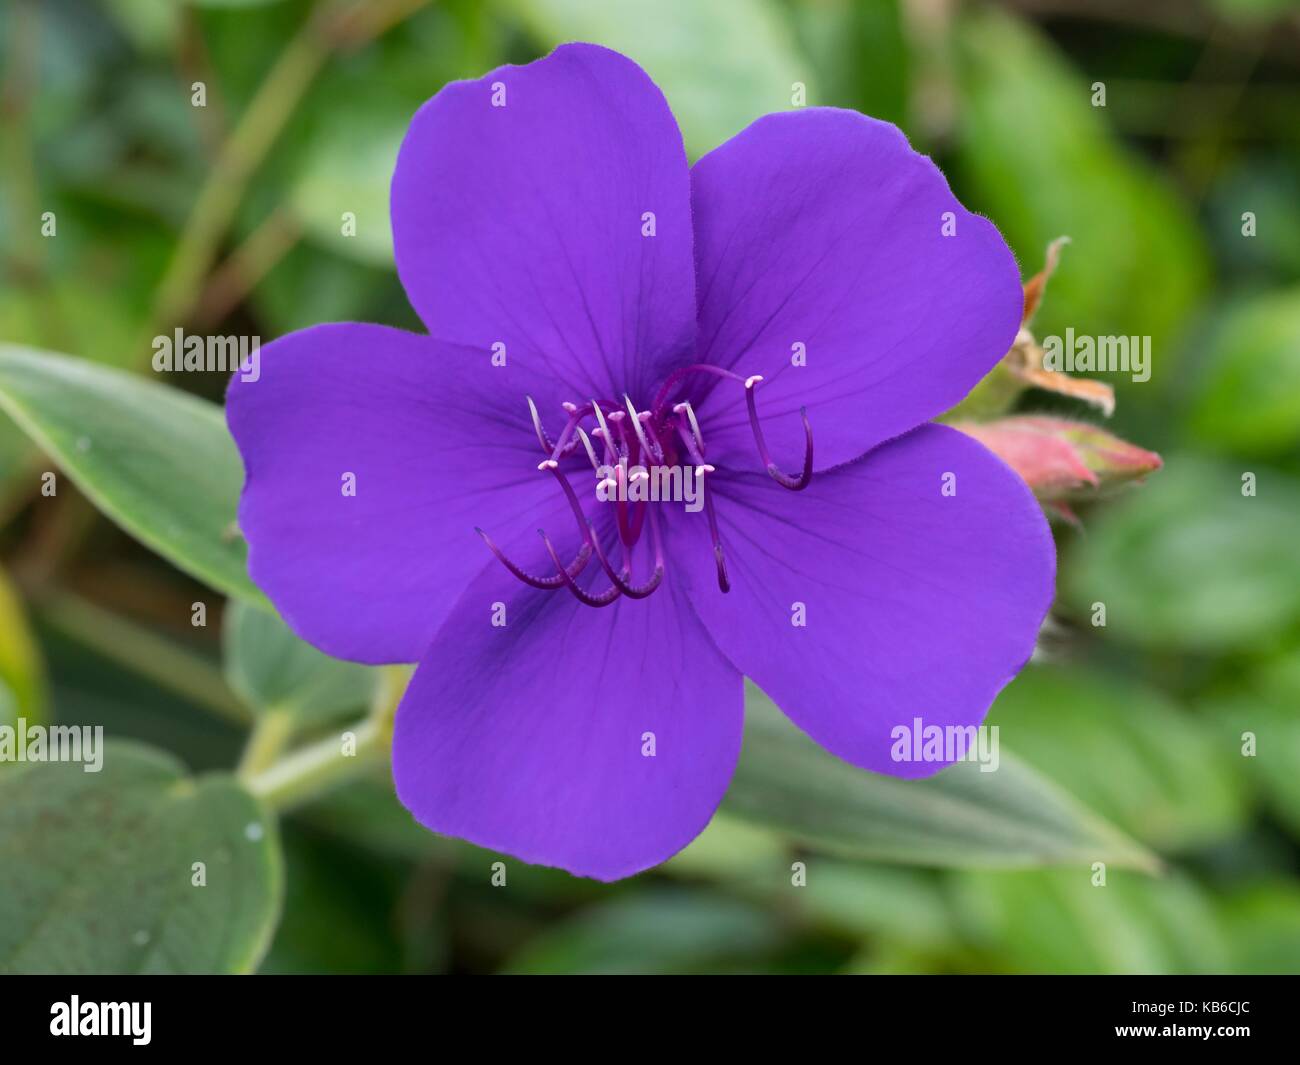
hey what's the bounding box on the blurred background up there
[1,0,1298,974]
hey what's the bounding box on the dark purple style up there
[227,44,1055,880]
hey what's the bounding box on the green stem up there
[239,664,407,810]
[135,0,432,359]
[237,708,295,776]
[37,592,251,726]
[139,6,337,356]
[242,716,390,811]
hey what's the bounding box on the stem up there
[240,665,408,811]
[243,716,390,812]
[139,4,337,357]
[134,0,433,359]
[237,708,295,776]
[195,207,302,328]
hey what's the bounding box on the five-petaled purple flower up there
[227,44,1055,880]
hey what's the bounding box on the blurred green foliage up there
[1,0,1299,974]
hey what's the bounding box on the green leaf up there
[501,888,782,974]
[955,867,1230,974]
[0,741,282,974]
[0,345,264,605]
[954,8,1209,366]
[665,815,955,949]
[1064,456,1300,651]
[1201,657,1300,836]
[0,418,32,505]
[0,565,47,728]
[1189,288,1300,456]
[223,600,376,725]
[0,271,146,500]
[789,0,908,128]
[259,829,407,975]
[505,0,814,159]
[987,665,1245,850]
[724,686,1157,871]
[1218,883,1300,975]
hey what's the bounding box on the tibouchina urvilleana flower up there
[227,43,1055,880]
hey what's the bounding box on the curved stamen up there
[547,402,592,461]
[539,529,621,607]
[613,461,636,546]
[541,453,661,601]
[624,395,664,463]
[670,420,728,593]
[587,506,664,599]
[651,363,749,416]
[701,485,729,593]
[590,399,612,445]
[744,376,813,491]
[673,400,705,455]
[642,414,670,465]
[476,525,591,589]
[606,409,630,460]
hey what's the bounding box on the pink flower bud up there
[954,416,1162,502]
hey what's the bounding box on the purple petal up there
[673,424,1055,777]
[391,539,744,881]
[227,322,587,664]
[391,42,697,407]
[688,109,1022,471]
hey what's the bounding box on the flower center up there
[476,366,813,606]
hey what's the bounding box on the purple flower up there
[226,44,1054,880]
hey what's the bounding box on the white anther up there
[744,374,764,390]
[537,459,559,471]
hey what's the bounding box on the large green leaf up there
[1218,883,1300,975]
[669,820,956,949]
[223,600,376,725]
[0,741,282,974]
[506,0,814,159]
[1064,456,1300,651]
[1201,656,1300,837]
[723,687,1156,871]
[0,345,263,604]
[789,0,908,127]
[955,867,1230,974]
[954,8,1208,367]
[1189,288,1300,456]
[988,665,1245,850]
[0,269,147,501]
